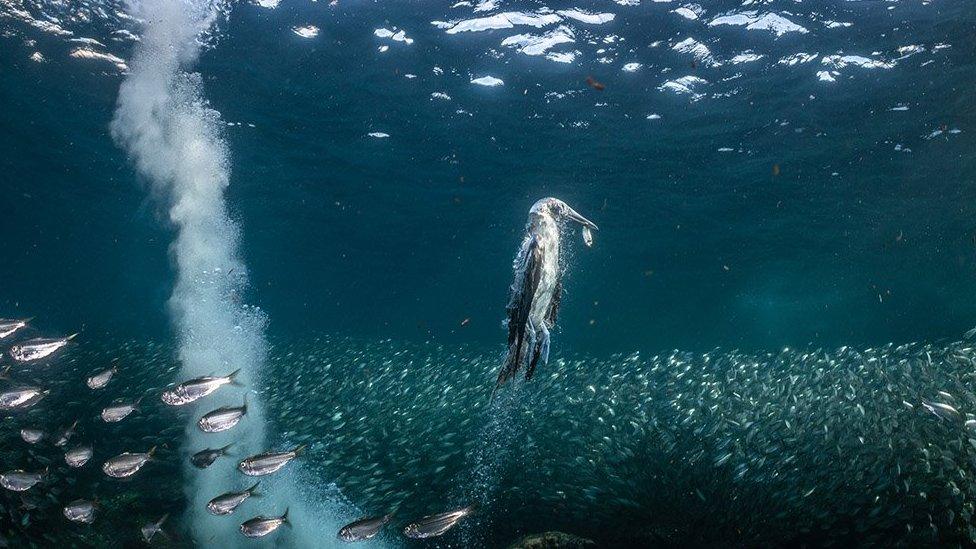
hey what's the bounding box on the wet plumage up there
[495,198,597,392]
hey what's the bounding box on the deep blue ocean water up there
[1,0,976,546]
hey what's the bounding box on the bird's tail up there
[489,333,533,404]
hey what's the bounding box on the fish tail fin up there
[220,443,234,455]
[148,445,158,458]
[292,444,307,456]
[282,507,291,526]
[242,392,248,413]
[134,396,143,409]
[158,513,170,526]
[464,502,480,515]
[247,481,261,497]
[66,333,79,341]
[227,368,244,386]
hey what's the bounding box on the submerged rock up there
[507,531,595,549]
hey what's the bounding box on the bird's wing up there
[500,235,544,383]
[545,279,561,326]
[507,235,543,345]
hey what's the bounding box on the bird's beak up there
[563,205,599,230]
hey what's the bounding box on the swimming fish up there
[198,395,247,433]
[238,445,305,476]
[338,513,394,542]
[191,444,233,469]
[102,447,155,478]
[207,482,260,516]
[0,386,48,410]
[8,334,77,362]
[100,398,141,423]
[63,499,96,524]
[161,369,241,406]
[86,364,118,389]
[240,509,289,538]
[20,428,44,444]
[53,420,79,447]
[65,444,93,468]
[141,513,168,542]
[0,470,44,492]
[402,504,477,539]
[582,225,594,247]
[0,318,30,339]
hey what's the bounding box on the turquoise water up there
[1,0,975,546]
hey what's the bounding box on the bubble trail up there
[110,1,359,546]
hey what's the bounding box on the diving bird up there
[494,198,598,393]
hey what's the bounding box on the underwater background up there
[1,0,976,546]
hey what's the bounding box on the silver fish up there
[0,387,48,410]
[20,428,44,444]
[582,225,594,247]
[207,482,260,516]
[86,365,117,390]
[65,444,93,468]
[402,505,477,539]
[0,470,44,492]
[100,398,141,423]
[8,334,77,362]
[238,445,305,476]
[240,509,289,538]
[198,395,247,433]
[161,369,241,406]
[191,444,233,469]
[102,447,155,478]
[338,513,394,542]
[53,420,79,447]
[0,318,30,339]
[63,499,95,524]
[141,513,168,542]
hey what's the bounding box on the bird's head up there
[529,197,599,230]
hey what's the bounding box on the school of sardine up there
[11,315,976,545]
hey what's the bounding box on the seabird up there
[494,198,598,395]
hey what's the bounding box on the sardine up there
[100,398,141,423]
[65,444,93,468]
[0,318,30,339]
[402,504,476,539]
[102,447,155,478]
[161,369,241,406]
[8,334,77,362]
[198,395,247,433]
[582,225,593,247]
[240,509,289,538]
[238,445,305,476]
[0,387,48,410]
[338,513,394,542]
[207,482,260,515]
[53,420,79,447]
[20,428,44,444]
[63,499,95,523]
[86,364,118,390]
[191,444,233,469]
[141,513,168,542]
[0,470,44,492]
